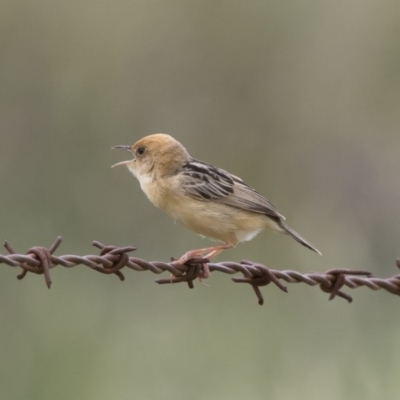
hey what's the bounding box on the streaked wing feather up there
[180,159,284,219]
[221,184,284,218]
[180,159,234,200]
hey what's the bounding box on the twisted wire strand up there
[1,236,399,305]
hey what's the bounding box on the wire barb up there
[1,237,400,305]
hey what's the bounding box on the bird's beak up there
[112,145,132,151]
[111,145,135,168]
[111,160,133,168]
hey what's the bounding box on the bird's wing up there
[179,159,284,219]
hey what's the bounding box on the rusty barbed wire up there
[1,236,400,305]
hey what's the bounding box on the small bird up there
[112,134,321,277]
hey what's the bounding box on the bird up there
[112,133,321,278]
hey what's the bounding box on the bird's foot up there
[170,250,211,284]
[169,243,232,284]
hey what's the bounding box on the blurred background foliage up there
[1,1,400,399]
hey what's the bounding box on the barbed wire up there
[1,236,399,305]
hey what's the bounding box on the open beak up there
[111,145,134,168]
[112,145,132,151]
[111,160,133,168]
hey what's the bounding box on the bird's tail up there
[279,222,322,255]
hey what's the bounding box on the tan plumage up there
[112,133,321,272]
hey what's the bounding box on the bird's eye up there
[137,147,145,156]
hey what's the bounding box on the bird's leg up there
[198,244,233,282]
[173,243,233,265]
[172,243,233,283]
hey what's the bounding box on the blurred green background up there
[1,1,400,399]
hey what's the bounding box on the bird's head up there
[112,133,190,182]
